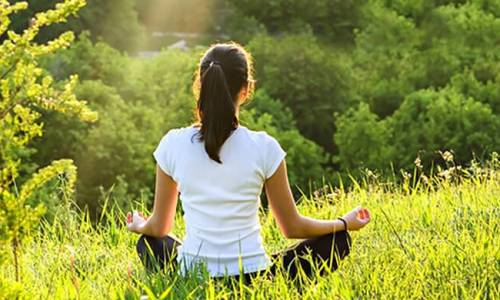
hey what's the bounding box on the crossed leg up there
[136,234,182,272]
[270,230,352,281]
[135,230,352,282]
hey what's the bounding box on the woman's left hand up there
[126,211,148,234]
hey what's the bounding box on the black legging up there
[136,231,351,284]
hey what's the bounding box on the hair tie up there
[209,60,221,68]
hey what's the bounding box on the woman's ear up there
[238,85,249,104]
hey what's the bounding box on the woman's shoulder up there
[158,125,198,143]
[160,124,279,146]
[239,125,280,147]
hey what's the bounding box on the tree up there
[334,103,391,171]
[0,0,96,289]
[387,86,500,170]
[226,0,365,44]
[334,85,500,172]
[352,1,500,117]
[247,33,357,154]
[4,0,146,53]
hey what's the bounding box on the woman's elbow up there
[281,223,303,239]
[283,230,304,239]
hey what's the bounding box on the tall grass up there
[1,160,499,299]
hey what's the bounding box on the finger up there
[127,212,132,223]
[361,208,370,220]
[359,208,366,220]
[360,209,367,219]
[364,208,370,218]
[353,206,362,217]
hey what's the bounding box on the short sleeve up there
[263,134,287,179]
[153,130,175,176]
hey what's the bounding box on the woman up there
[126,42,371,284]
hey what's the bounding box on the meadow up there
[1,1,500,299]
[2,159,498,299]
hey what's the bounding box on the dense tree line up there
[4,0,497,215]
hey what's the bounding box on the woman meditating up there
[126,42,371,284]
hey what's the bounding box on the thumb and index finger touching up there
[126,210,149,225]
[357,207,371,223]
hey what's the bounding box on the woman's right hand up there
[341,206,371,231]
[126,211,148,234]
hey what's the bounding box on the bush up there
[6,0,145,52]
[352,1,500,118]
[450,70,500,114]
[334,86,500,171]
[334,103,391,171]
[243,89,297,130]
[248,33,357,152]
[43,33,130,92]
[388,86,500,170]
[226,0,365,44]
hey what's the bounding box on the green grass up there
[1,166,499,299]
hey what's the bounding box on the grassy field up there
[1,163,499,299]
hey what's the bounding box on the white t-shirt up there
[153,124,287,277]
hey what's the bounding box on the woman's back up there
[153,124,286,276]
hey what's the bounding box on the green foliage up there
[388,86,500,169]
[335,85,500,171]
[134,47,198,124]
[450,70,500,114]
[6,0,146,52]
[73,80,163,214]
[226,0,365,44]
[334,103,391,171]
[248,33,357,152]
[353,3,421,117]
[79,0,145,52]
[0,0,96,285]
[353,1,500,117]
[1,159,77,256]
[222,10,267,44]
[335,1,500,172]
[44,32,129,86]
[244,89,297,130]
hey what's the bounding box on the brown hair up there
[192,42,254,163]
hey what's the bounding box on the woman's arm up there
[264,160,370,239]
[126,164,178,237]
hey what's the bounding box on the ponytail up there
[197,61,237,163]
[193,43,254,164]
